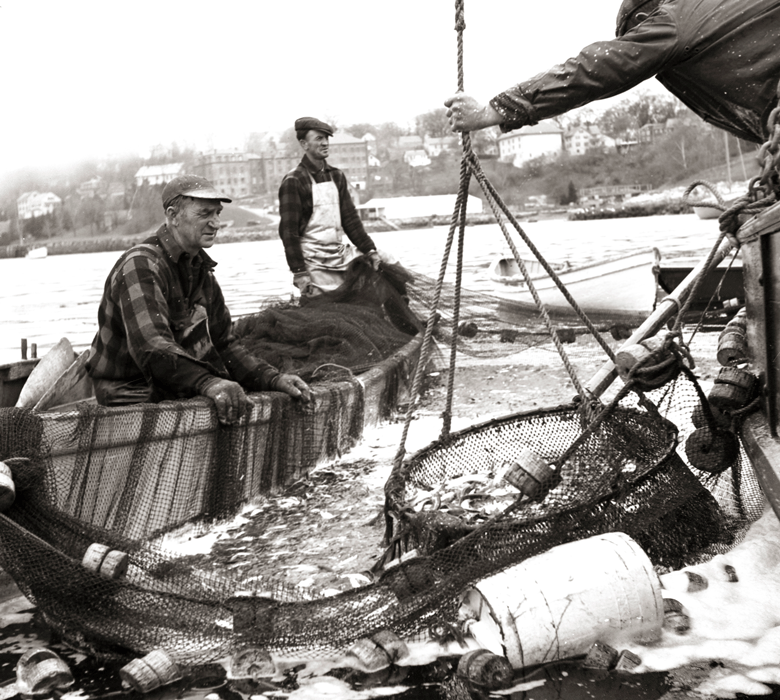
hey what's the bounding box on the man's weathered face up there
[168,197,222,254]
[302,130,330,162]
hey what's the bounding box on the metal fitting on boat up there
[685,570,708,592]
[0,461,16,511]
[456,649,513,690]
[81,543,129,579]
[684,425,740,473]
[119,649,182,693]
[16,648,74,696]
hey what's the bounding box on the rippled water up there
[0,214,723,365]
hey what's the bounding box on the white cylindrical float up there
[460,532,663,669]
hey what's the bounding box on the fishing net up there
[0,302,767,672]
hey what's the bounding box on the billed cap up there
[162,175,232,209]
[294,116,334,137]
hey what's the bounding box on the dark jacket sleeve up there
[204,274,281,392]
[490,12,681,131]
[278,173,308,273]
[335,170,376,253]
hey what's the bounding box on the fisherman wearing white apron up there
[278,116,393,297]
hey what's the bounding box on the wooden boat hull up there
[488,250,659,323]
[0,334,423,540]
[657,259,744,310]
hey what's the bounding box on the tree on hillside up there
[599,91,683,138]
[416,108,451,138]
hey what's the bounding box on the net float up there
[119,649,181,693]
[228,646,275,679]
[614,649,642,673]
[460,532,663,668]
[582,641,619,670]
[501,447,559,500]
[381,549,436,601]
[81,543,129,579]
[662,598,690,634]
[227,590,276,633]
[15,648,73,696]
[456,649,513,690]
[716,330,747,366]
[684,426,740,473]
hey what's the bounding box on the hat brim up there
[180,187,232,203]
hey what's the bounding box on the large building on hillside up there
[17,191,62,220]
[194,151,265,199]
[191,135,371,199]
[326,132,369,190]
[498,123,564,166]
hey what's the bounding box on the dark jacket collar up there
[300,153,332,175]
[154,224,217,269]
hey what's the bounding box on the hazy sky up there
[0,0,662,180]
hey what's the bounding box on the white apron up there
[300,173,360,294]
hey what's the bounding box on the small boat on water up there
[487,249,660,323]
[693,204,722,220]
[656,254,744,313]
[24,246,47,259]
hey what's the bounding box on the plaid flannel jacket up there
[87,224,279,398]
[278,155,376,273]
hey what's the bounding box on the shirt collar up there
[301,153,331,175]
[156,224,217,270]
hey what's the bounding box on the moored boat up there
[693,204,722,220]
[487,249,660,323]
[24,246,48,259]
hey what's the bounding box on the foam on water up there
[628,502,780,697]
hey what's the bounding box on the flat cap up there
[162,175,232,209]
[294,116,334,137]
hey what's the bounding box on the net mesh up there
[0,256,766,674]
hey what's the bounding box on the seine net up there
[0,256,765,673]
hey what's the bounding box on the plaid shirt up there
[88,224,279,398]
[278,154,376,273]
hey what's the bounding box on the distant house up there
[134,163,185,187]
[424,135,458,157]
[357,194,483,221]
[404,150,431,168]
[638,122,668,143]
[565,125,616,155]
[398,135,423,150]
[17,191,62,220]
[498,123,564,166]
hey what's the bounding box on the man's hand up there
[293,271,315,296]
[273,373,312,402]
[200,378,254,425]
[444,93,503,132]
[365,250,381,271]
